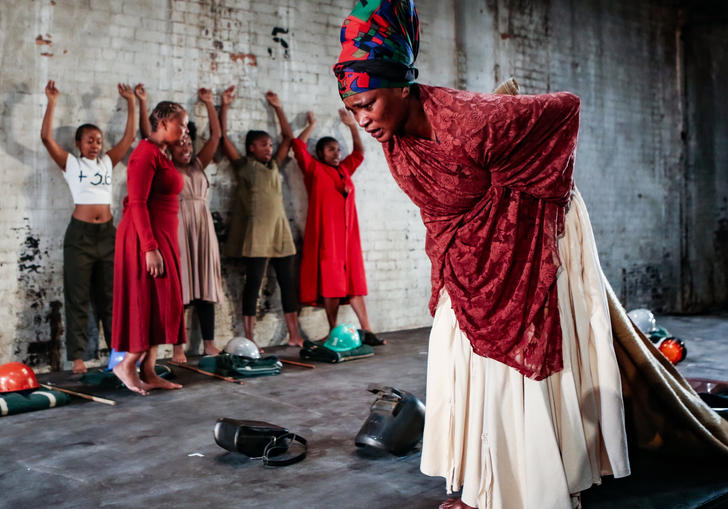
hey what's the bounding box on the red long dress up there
[291,138,366,305]
[111,139,186,352]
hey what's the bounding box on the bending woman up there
[335,1,629,508]
[292,109,375,337]
[111,101,189,395]
[221,86,303,348]
[136,84,223,363]
[40,80,136,374]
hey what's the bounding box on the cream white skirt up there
[420,190,630,508]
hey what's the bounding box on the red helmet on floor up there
[658,338,687,365]
[0,362,39,392]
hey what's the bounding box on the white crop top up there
[64,153,113,205]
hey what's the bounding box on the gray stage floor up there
[2,316,727,509]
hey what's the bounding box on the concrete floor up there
[1,318,727,509]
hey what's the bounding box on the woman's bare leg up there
[323,297,340,335]
[284,311,304,347]
[172,344,187,363]
[112,351,149,395]
[72,358,87,374]
[203,339,220,356]
[348,295,372,331]
[140,345,182,390]
[243,315,263,352]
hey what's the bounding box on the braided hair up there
[149,101,184,132]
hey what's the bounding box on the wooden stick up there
[39,383,117,406]
[280,359,315,369]
[168,362,244,385]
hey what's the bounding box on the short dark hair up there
[315,137,338,160]
[245,130,270,155]
[149,101,184,132]
[75,124,101,142]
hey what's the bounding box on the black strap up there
[262,433,307,467]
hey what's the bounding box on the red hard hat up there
[658,338,687,365]
[0,362,39,392]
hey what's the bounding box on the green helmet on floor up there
[325,324,362,352]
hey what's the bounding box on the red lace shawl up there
[383,85,580,380]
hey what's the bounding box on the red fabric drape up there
[292,138,367,305]
[383,85,580,380]
[112,140,186,352]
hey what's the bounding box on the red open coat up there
[292,138,367,305]
[383,85,580,380]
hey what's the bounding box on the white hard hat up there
[627,308,657,334]
[224,337,261,359]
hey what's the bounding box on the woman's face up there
[249,136,274,163]
[163,111,189,145]
[319,141,341,167]
[343,87,410,143]
[76,128,103,160]
[171,134,193,166]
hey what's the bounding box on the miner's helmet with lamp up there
[0,362,39,393]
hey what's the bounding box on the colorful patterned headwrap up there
[333,0,420,99]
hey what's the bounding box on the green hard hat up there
[325,324,362,352]
[648,326,671,343]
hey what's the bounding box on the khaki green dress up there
[224,156,296,258]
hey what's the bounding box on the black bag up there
[213,418,307,466]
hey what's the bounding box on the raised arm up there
[339,108,363,155]
[106,83,137,166]
[297,111,316,143]
[196,87,221,168]
[220,85,241,162]
[135,83,152,140]
[266,91,293,166]
[40,80,70,170]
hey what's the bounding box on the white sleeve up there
[100,153,113,172]
[64,154,79,184]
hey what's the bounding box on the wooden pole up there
[168,362,245,385]
[280,359,315,369]
[39,383,117,406]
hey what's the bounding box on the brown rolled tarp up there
[605,277,728,458]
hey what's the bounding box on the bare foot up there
[172,345,187,364]
[439,499,476,509]
[113,363,149,396]
[72,359,87,374]
[140,366,182,390]
[287,337,304,347]
[203,341,220,356]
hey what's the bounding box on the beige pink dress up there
[177,158,223,304]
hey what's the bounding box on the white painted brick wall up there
[0,0,453,370]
